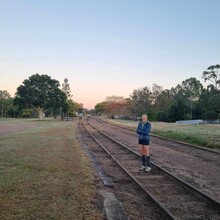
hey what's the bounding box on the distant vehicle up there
[134,116,141,121]
[120,115,131,120]
[78,113,83,119]
[111,115,118,119]
[87,114,91,118]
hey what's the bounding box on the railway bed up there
[91,117,220,201]
[81,119,220,220]
[78,122,171,220]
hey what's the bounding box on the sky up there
[0,0,220,109]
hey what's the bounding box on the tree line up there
[0,65,219,121]
[95,64,220,121]
[0,74,82,119]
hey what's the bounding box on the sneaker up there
[145,167,151,172]
[139,166,146,171]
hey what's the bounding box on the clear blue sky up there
[0,0,220,108]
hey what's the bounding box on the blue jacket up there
[136,121,151,141]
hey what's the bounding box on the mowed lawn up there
[103,118,220,149]
[0,118,102,220]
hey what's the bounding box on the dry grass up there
[103,118,220,149]
[0,118,102,220]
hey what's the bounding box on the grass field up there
[0,118,102,220]
[103,118,220,149]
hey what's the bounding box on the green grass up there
[152,129,210,147]
[0,118,102,220]
[103,118,220,149]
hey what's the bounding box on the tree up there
[67,100,82,117]
[62,78,72,99]
[62,78,74,117]
[150,84,164,120]
[130,87,152,117]
[14,74,67,120]
[162,78,204,121]
[0,90,12,117]
[198,85,220,120]
[180,77,204,119]
[95,102,107,115]
[181,78,203,100]
[105,96,129,117]
[151,84,163,104]
[154,89,173,121]
[202,64,220,89]
[201,65,220,119]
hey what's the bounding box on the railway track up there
[81,119,220,220]
[90,117,220,203]
[78,121,172,220]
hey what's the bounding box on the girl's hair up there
[142,114,148,118]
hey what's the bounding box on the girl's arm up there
[145,123,151,134]
[136,123,141,134]
[139,123,151,135]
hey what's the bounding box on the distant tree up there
[130,87,152,117]
[154,89,173,121]
[62,78,72,99]
[93,74,219,121]
[62,78,73,117]
[105,96,129,117]
[95,102,107,115]
[201,65,220,119]
[67,100,82,116]
[150,84,164,120]
[78,103,84,113]
[180,77,204,119]
[198,85,220,120]
[202,64,220,89]
[151,84,163,104]
[6,99,21,118]
[14,74,67,120]
[181,78,203,100]
[0,90,12,117]
[105,96,125,103]
[162,78,204,121]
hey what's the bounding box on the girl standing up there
[136,114,151,172]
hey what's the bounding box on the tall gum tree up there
[202,64,220,89]
[14,74,67,120]
[202,64,220,118]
